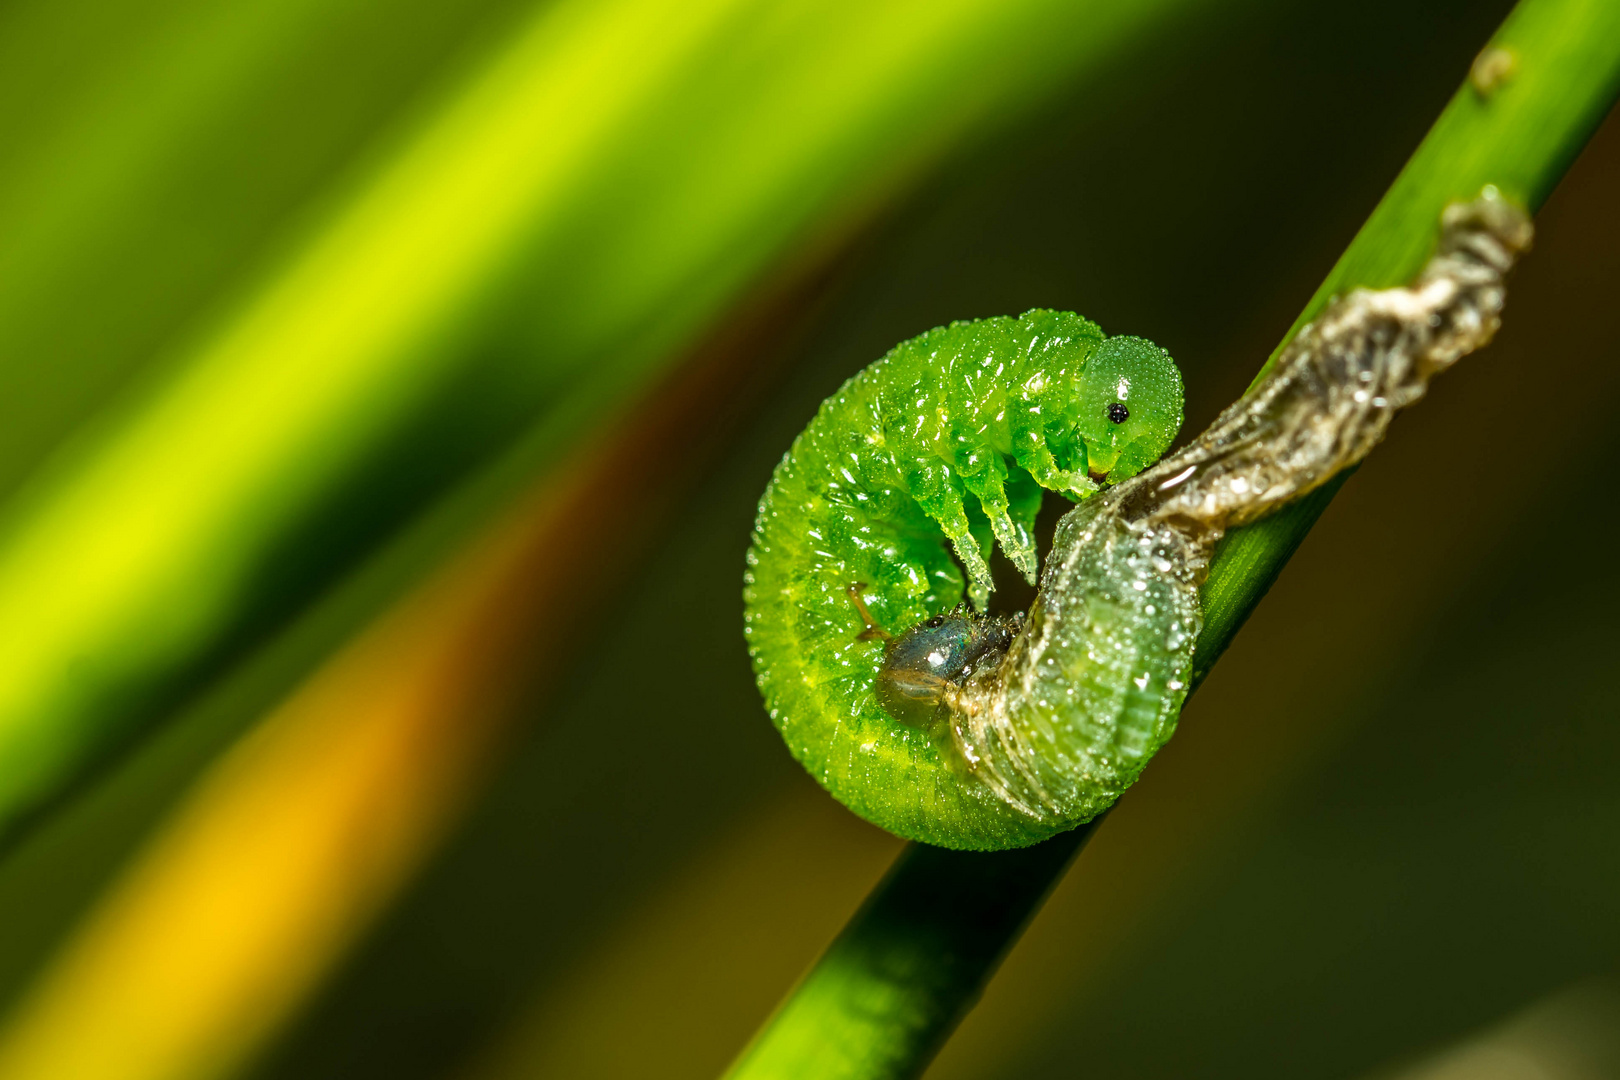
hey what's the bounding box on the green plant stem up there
[725,0,1620,1076]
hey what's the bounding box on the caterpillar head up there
[1074,335,1184,481]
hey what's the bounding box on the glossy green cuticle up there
[743,309,1184,850]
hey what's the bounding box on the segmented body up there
[744,310,1183,850]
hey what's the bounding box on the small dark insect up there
[847,583,1020,729]
[1106,402,1130,424]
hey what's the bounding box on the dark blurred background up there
[5,0,1619,1076]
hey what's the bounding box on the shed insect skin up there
[947,190,1534,836]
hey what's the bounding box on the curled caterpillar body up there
[747,193,1530,852]
[745,311,1184,849]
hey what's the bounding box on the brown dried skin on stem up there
[935,192,1533,831]
[1127,192,1534,547]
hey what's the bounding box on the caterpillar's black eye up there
[926,615,946,628]
[1106,402,1130,424]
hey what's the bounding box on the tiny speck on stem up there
[1471,46,1516,96]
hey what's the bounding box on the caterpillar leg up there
[959,459,1038,585]
[945,517,995,611]
[1015,438,1097,503]
[895,459,995,602]
[911,493,994,606]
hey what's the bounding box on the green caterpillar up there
[744,190,1531,853]
[743,311,1185,850]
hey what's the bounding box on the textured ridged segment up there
[948,501,1202,825]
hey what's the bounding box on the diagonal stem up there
[726,0,1620,1076]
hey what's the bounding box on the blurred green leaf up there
[0,0,1213,840]
[0,0,539,495]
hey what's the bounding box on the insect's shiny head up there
[1074,335,1185,482]
[873,608,1021,728]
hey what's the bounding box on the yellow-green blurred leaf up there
[0,0,1206,840]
